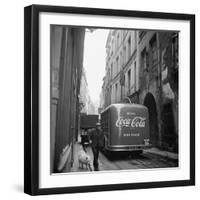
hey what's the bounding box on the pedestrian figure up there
[88,122,104,171]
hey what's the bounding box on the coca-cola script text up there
[115,117,146,128]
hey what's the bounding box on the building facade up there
[51,25,85,173]
[79,68,95,115]
[102,29,139,109]
[101,29,178,152]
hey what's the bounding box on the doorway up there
[144,93,159,147]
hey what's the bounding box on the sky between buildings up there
[83,29,109,106]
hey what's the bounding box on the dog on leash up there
[78,147,92,171]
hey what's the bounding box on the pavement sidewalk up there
[144,147,178,160]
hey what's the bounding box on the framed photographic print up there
[24,4,195,195]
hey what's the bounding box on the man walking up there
[88,122,104,171]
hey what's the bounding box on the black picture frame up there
[24,4,195,196]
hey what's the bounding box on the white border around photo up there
[39,12,190,189]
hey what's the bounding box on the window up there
[128,36,131,59]
[123,75,126,98]
[132,31,137,52]
[117,34,120,48]
[116,57,119,74]
[139,31,146,40]
[141,48,149,70]
[134,31,137,48]
[150,34,157,66]
[123,46,126,64]
[134,62,137,91]
[120,51,123,69]
[115,83,118,102]
[111,39,114,55]
[111,63,113,79]
[108,68,110,81]
[112,85,114,103]
[128,69,131,92]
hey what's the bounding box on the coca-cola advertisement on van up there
[108,105,149,146]
[115,116,146,128]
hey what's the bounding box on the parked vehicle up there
[100,103,151,154]
[80,114,99,146]
[80,114,99,129]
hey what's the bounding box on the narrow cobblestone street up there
[50,26,180,175]
[65,141,178,173]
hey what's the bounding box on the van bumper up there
[106,144,152,152]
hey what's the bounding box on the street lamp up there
[123,96,132,103]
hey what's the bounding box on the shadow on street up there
[101,150,149,161]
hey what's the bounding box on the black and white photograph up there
[50,26,179,174]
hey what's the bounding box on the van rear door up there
[110,104,149,146]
